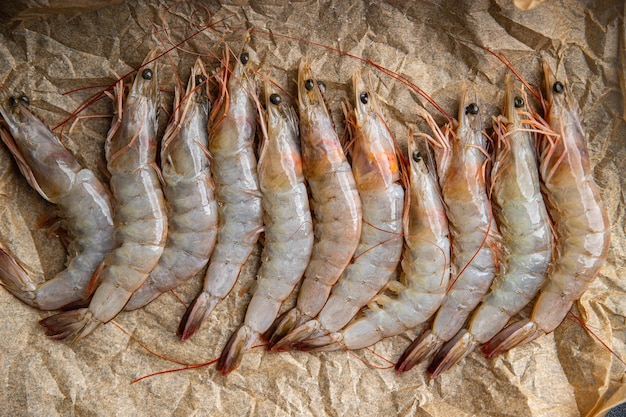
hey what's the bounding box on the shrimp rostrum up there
[40,50,168,341]
[483,62,610,357]
[0,87,115,311]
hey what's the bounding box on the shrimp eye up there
[141,69,153,80]
[514,96,524,108]
[195,75,205,85]
[359,92,369,104]
[317,81,326,93]
[8,96,18,107]
[412,150,422,162]
[240,52,249,65]
[269,93,281,105]
[465,103,479,115]
[553,81,564,94]
[304,79,315,91]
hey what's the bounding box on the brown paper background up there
[0,1,624,416]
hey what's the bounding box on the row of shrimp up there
[0,43,609,379]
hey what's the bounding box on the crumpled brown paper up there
[0,1,624,416]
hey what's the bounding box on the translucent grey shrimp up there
[39,50,168,341]
[266,60,362,350]
[396,86,502,373]
[298,135,450,352]
[482,62,610,357]
[428,74,552,377]
[0,88,115,310]
[125,58,218,310]
[217,83,314,375]
[273,70,404,350]
[178,49,262,341]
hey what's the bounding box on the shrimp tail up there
[0,248,37,302]
[177,291,219,342]
[481,319,543,358]
[39,308,99,342]
[295,332,343,352]
[217,325,257,375]
[395,330,444,373]
[427,330,477,378]
[264,308,303,351]
[270,320,321,352]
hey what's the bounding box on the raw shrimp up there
[298,135,450,352]
[428,74,552,377]
[39,50,168,341]
[265,60,362,350]
[125,59,218,311]
[272,70,404,350]
[396,86,502,373]
[178,48,262,341]
[482,62,610,357]
[0,89,115,310]
[217,82,314,375]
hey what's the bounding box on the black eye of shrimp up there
[412,150,422,163]
[359,92,369,104]
[465,103,479,115]
[269,93,281,105]
[195,75,205,85]
[553,81,564,94]
[240,52,249,65]
[141,69,153,80]
[304,79,315,91]
[8,96,18,107]
[514,96,524,108]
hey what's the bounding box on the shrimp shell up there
[177,48,263,341]
[428,74,552,377]
[482,62,610,357]
[39,50,168,341]
[0,88,115,310]
[265,60,362,350]
[217,82,314,375]
[299,135,450,352]
[396,86,502,372]
[273,70,404,349]
[125,59,218,311]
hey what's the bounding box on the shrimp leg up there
[125,59,217,310]
[0,89,115,310]
[265,61,362,350]
[178,49,262,341]
[217,82,314,375]
[39,50,168,341]
[482,62,610,357]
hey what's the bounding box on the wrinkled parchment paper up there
[0,1,624,416]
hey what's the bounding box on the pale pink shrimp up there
[428,74,552,377]
[124,58,218,310]
[217,82,314,375]
[0,89,115,310]
[265,60,362,350]
[178,48,263,341]
[39,50,168,341]
[271,70,404,350]
[396,86,502,373]
[482,62,610,357]
[298,135,450,352]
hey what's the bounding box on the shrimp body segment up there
[178,50,263,341]
[217,83,314,375]
[300,136,450,352]
[482,63,610,357]
[39,50,168,341]
[0,88,115,310]
[273,71,404,350]
[266,61,362,350]
[125,59,218,310]
[428,75,552,377]
[396,87,502,373]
